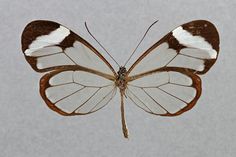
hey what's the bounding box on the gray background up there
[0,0,235,156]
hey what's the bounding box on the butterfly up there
[21,20,219,138]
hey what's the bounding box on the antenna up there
[85,22,120,68]
[124,20,159,67]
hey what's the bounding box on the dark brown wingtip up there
[21,20,61,52]
[21,20,62,73]
[182,20,220,75]
[182,20,220,52]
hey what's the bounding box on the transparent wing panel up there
[41,70,117,115]
[127,70,200,116]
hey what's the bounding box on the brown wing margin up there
[127,67,202,116]
[163,70,201,116]
[127,20,220,76]
[21,20,116,75]
[40,67,116,116]
[162,68,201,116]
[40,69,69,116]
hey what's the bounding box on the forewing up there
[40,68,117,115]
[128,20,219,76]
[21,20,116,76]
[126,68,201,116]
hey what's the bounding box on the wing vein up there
[74,82,114,88]
[179,53,206,60]
[141,88,169,113]
[156,87,188,104]
[63,51,78,65]
[128,82,169,89]
[164,54,178,67]
[54,86,86,104]
[50,82,75,87]
[169,82,192,87]
[88,87,117,113]
[73,87,102,112]
[37,52,64,58]
[127,88,153,113]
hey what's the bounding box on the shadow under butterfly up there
[21,20,220,138]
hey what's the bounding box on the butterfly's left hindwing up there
[127,67,201,116]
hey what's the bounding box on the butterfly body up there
[116,67,128,91]
[21,20,219,138]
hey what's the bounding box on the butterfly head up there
[117,66,127,75]
[116,67,127,90]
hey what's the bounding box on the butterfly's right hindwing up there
[40,69,116,115]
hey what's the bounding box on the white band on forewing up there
[172,26,217,59]
[25,26,70,56]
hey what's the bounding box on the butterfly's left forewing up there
[127,20,219,116]
[128,20,219,77]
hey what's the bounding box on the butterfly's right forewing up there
[21,20,116,76]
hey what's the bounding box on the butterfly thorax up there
[116,67,128,90]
